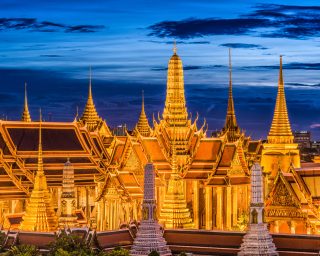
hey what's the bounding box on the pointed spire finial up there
[142,89,145,112]
[279,55,284,86]
[134,89,151,137]
[173,40,177,54]
[229,48,232,88]
[22,82,32,122]
[38,108,44,175]
[89,66,92,98]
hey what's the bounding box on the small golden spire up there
[80,67,101,131]
[268,55,293,144]
[173,40,177,55]
[222,49,240,142]
[135,90,151,136]
[21,82,31,122]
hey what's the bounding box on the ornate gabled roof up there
[162,42,188,127]
[268,56,294,144]
[221,49,241,142]
[21,83,31,122]
[134,91,151,137]
[80,69,102,131]
[20,111,58,231]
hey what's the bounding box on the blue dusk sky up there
[0,0,320,139]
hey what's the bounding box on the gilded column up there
[226,186,232,230]
[232,186,238,228]
[216,187,223,229]
[193,180,199,229]
[205,186,212,230]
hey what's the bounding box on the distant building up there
[293,131,311,148]
[112,124,127,136]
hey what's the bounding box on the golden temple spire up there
[21,82,31,122]
[173,40,177,55]
[80,67,102,131]
[162,42,188,127]
[135,90,151,136]
[268,56,293,144]
[20,109,58,232]
[221,49,240,142]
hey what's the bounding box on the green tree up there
[4,244,40,256]
[148,250,160,256]
[48,231,96,256]
[179,252,187,256]
[0,232,5,253]
[105,246,129,256]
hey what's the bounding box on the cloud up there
[0,18,105,33]
[139,39,210,44]
[39,54,63,58]
[148,18,270,39]
[148,4,320,40]
[310,124,320,129]
[219,43,267,49]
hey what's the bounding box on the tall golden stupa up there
[19,111,58,232]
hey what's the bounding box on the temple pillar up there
[274,220,279,233]
[85,187,89,219]
[57,187,62,215]
[193,180,199,229]
[205,186,212,230]
[290,221,296,234]
[216,187,223,229]
[232,186,238,228]
[226,186,232,230]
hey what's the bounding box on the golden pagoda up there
[20,110,58,232]
[153,42,200,160]
[159,143,193,229]
[219,49,241,142]
[79,68,103,132]
[21,82,31,122]
[134,91,152,137]
[261,56,300,182]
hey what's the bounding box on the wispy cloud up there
[0,18,105,33]
[219,43,267,50]
[148,4,320,40]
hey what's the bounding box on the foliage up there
[237,211,249,231]
[178,252,187,256]
[48,231,95,256]
[148,251,160,256]
[4,244,41,256]
[104,246,129,256]
[0,232,5,253]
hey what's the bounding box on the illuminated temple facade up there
[0,47,320,235]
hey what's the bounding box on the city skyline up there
[0,0,320,139]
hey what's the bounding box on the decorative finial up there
[22,82,32,122]
[89,66,92,98]
[279,55,283,85]
[229,48,232,86]
[173,40,177,54]
[142,89,144,108]
[38,108,44,175]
